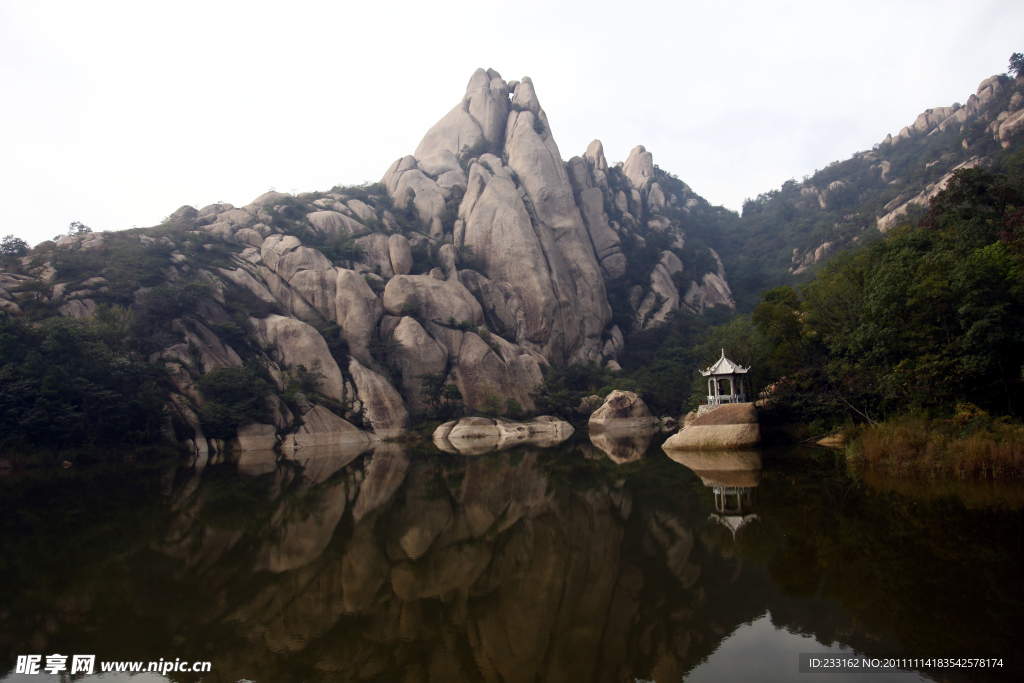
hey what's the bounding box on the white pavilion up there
[700,349,750,406]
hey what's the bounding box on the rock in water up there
[588,390,658,430]
[279,405,371,451]
[662,403,760,450]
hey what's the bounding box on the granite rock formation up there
[1,68,742,452]
[663,403,761,450]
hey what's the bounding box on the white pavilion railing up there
[706,393,746,405]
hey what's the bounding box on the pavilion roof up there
[700,349,750,376]
[709,513,759,539]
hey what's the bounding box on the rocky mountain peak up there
[1,67,738,454]
[623,145,655,190]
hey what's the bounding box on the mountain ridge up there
[0,68,738,455]
[2,65,1022,457]
[707,69,1024,307]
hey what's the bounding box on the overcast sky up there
[2,0,1022,246]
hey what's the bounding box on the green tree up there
[0,314,168,453]
[0,234,29,260]
[419,373,464,421]
[54,221,92,241]
[796,168,1024,421]
[195,364,272,439]
[1009,52,1024,78]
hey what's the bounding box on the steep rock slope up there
[708,71,1024,307]
[0,68,737,453]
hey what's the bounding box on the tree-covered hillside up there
[690,69,1024,311]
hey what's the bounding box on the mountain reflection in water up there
[1,437,1022,682]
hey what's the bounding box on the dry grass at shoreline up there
[850,408,1024,479]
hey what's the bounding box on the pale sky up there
[2,0,1021,246]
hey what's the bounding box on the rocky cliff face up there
[0,67,734,451]
[773,72,1024,279]
[379,69,733,362]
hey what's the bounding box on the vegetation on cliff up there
[680,167,1024,476]
[0,312,170,457]
[2,64,1023,465]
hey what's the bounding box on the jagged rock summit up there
[382,69,615,365]
[2,67,738,455]
[382,68,734,356]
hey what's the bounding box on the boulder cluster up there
[884,74,1024,150]
[872,73,1024,235]
[779,72,1024,277]
[1,68,738,454]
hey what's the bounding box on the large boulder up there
[458,270,526,341]
[388,316,447,408]
[584,139,609,172]
[413,67,509,162]
[281,267,382,366]
[637,251,682,327]
[160,319,242,374]
[682,249,735,313]
[588,390,657,430]
[197,202,233,218]
[168,205,198,223]
[389,168,448,235]
[999,108,1024,148]
[250,315,345,401]
[259,268,327,326]
[389,233,413,276]
[622,145,655,191]
[662,403,760,450]
[348,359,410,439]
[307,210,365,238]
[57,299,95,319]
[417,149,462,177]
[383,274,483,326]
[261,235,332,281]
[355,233,395,279]
[248,190,293,207]
[446,332,544,413]
[215,267,278,306]
[449,416,501,440]
[577,187,626,280]
[205,208,254,234]
[235,423,278,451]
[460,161,562,351]
[279,405,372,452]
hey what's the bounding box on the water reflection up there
[586,425,658,462]
[433,419,575,455]
[666,450,762,539]
[1,440,1022,682]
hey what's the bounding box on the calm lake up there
[1,433,1021,682]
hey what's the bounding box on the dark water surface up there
[1,435,1021,682]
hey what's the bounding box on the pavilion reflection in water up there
[664,449,762,538]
